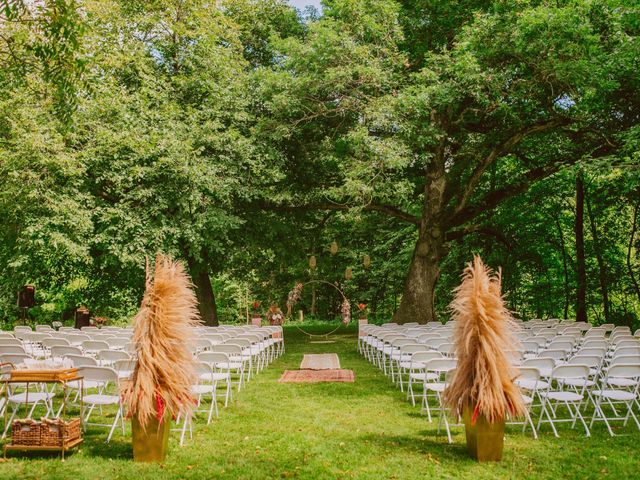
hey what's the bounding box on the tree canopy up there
[0,0,639,327]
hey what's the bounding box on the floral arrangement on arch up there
[266,306,284,326]
[341,299,351,325]
[286,282,303,317]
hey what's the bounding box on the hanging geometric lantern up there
[363,254,371,268]
[345,267,353,280]
[309,256,317,270]
[330,241,338,256]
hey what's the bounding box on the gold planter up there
[462,406,505,462]
[132,414,171,462]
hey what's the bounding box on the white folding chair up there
[590,364,640,436]
[80,366,125,442]
[537,365,591,437]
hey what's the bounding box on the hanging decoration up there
[309,256,317,270]
[330,241,338,255]
[363,255,371,268]
[345,267,353,280]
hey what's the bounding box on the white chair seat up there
[516,378,549,390]
[540,391,583,402]
[563,378,595,388]
[425,382,446,393]
[68,380,104,390]
[220,362,243,370]
[84,393,119,405]
[8,392,54,404]
[521,394,533,405]
[409,372,438,381]
[117,371,132,379]
[593,389,636,401]
[606,377,637,387]
[192,385,215,395]
[211,372,229,381]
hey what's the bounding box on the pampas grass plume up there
[121,254,202,429]
[443,256,526,422]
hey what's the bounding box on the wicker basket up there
[40,418,82,447]
[11,419,41,446]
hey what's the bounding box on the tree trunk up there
[586,191,610,322]
[394,144,448,325]
[627,195,640,303]
[392,232,445,324]
[553,213,570,319]
[186,251,219,326]
[575,171,587,323]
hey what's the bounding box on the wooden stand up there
[2,374,84,460]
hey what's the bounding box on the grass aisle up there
[2,324,639,479]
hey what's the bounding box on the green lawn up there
[1,324,638,479]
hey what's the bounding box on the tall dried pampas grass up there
[443,256,526,423]
[121,254,202,430]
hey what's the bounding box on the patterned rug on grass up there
[278,369,355,383]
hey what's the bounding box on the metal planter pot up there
[462,405,505,462]
[132,414,171,462]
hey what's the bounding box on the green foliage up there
[0,0,639,327]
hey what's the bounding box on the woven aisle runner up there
[278,353,354,383]
[299,353,341,370]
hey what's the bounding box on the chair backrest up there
[523,357,555,370]
[0,353,32,365]
[23,332,52,342]
[399,344,427,356]
[613,347,640,358]
[547,341,573,351]
[410,351,442,366]
[615,341,640,351]
[80,366,118,383]
[51,345,82,357]
[567,355,601,368]
[203,334,225,345]
[391,338,414,349]
[198,351,231,367]
[225,339,251,348]
[606,364,640,382]
[521,341,539,353]
[105,337,129,349]
[65,334,91,345]
[114,359,136,374]
[41,338,70,348]
[0,345,26,355]
[82,340,109,352]
[437,343,455,356]
[576,347,606,358]
[35,325,54,332]
[97,350,130,363]
[65,354,98,367]
[551,364,589,381]
[424,358,457,374]
[0,338,22,346]
[421,337,446,349]
[212,344,242,356]
[539,349,567,362]
[582,339,607,349]
[610,355,640,366]
[518,366,541,382]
